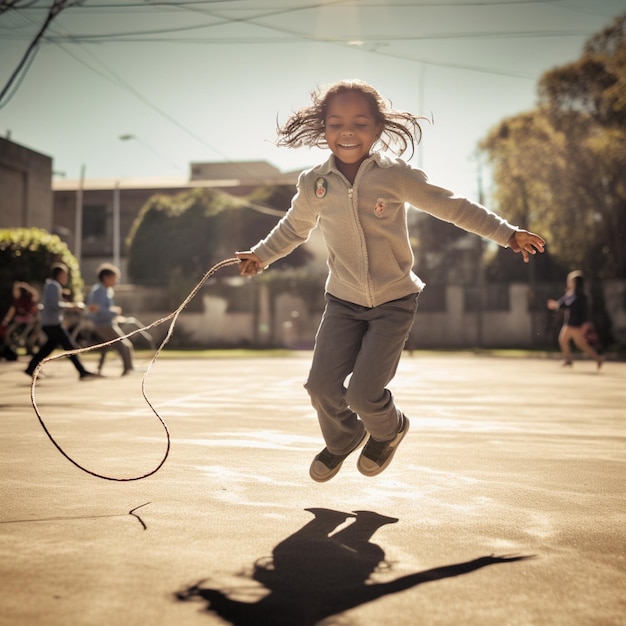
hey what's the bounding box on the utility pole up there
[113,180,120,271]
[74,164,85,267]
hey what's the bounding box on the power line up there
[0,0,86,108]
[52,40,231,159]
[35,28,596,44]
[49,39,296,185]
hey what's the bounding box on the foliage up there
[409,211,478,285]
[126,187,311,287]
[126,188,233,286]
[232,184,312,271]
[0,227,83,317]
[480,11,626,281]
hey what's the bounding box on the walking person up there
[25,263,98,380]
[547,270,603,369]
[236,79,545,481]
[87,263,135,376]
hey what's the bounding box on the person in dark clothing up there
[25,263,99,380]
[547,271,602,369]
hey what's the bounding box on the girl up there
[236,80,545,482]
[547,271,602,368]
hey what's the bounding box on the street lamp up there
[119,133,183,172]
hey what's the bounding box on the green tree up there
[126,187,311,288]
[0,227,83,316]
[126,188,238,287]
[480,11,626,281]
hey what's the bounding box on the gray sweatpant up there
[92,322,134,374]
[304,292,419,455]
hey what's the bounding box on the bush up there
[126,187,311,287]
[126,189,231,287]
[0,228,83,318]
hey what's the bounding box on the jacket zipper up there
[346,184,374,307]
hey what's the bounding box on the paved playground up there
[0,351,624,626]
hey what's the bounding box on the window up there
[82,204,107,239]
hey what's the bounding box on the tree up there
[0,227,83,316]
[126,187,311,288]
[480,12,626,281]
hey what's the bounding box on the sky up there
[1,0,625,200]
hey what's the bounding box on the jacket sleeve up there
[403,163,516,247]
[251,172,319,266]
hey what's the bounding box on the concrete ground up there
[0,351,624,626]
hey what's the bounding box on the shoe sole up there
[309,430,368,483]
[357,415,410,477]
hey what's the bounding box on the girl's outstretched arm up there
[508,230,545,263]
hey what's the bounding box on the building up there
[0,136,53,231]
[52,161,301,281]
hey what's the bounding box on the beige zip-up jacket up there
[252,153,517,308]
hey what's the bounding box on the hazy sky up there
[1,0,624,199]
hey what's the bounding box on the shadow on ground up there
[175,508,530,625]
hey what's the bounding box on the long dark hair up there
[276,79,426,159]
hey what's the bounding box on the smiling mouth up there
[338,143,359,148]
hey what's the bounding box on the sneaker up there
[357,414,410,477]
[309,430,368,483]
[24,369,46,379]
[79,371,101,381]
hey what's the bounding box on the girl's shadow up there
[175,507,529,625]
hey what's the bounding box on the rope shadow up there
[175,507,532,625]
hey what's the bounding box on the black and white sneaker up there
[309,430,368,483]
[357,414,409,477]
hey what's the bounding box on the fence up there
[111,280,626,351]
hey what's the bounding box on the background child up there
[1,281,40,356]
[87,263,135,376]
[236,79,545,482]
[547,270,602,368]
[25,263,98,380]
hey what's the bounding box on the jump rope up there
[30,257,241,482]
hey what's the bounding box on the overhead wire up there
[26,0,605,83]
[2,0,617,181]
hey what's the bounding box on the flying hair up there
[275,79,427,159]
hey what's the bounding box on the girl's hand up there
[235,251,263,276]
[508,230,545,263]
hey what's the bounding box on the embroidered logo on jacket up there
[314,177,327,199]
[374,198,386,217]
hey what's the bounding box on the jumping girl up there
[236,79,545,482]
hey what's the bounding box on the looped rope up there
[30,257,241,481]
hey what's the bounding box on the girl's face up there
[324,90,383,174]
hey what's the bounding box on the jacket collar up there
[316,152,394,175]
